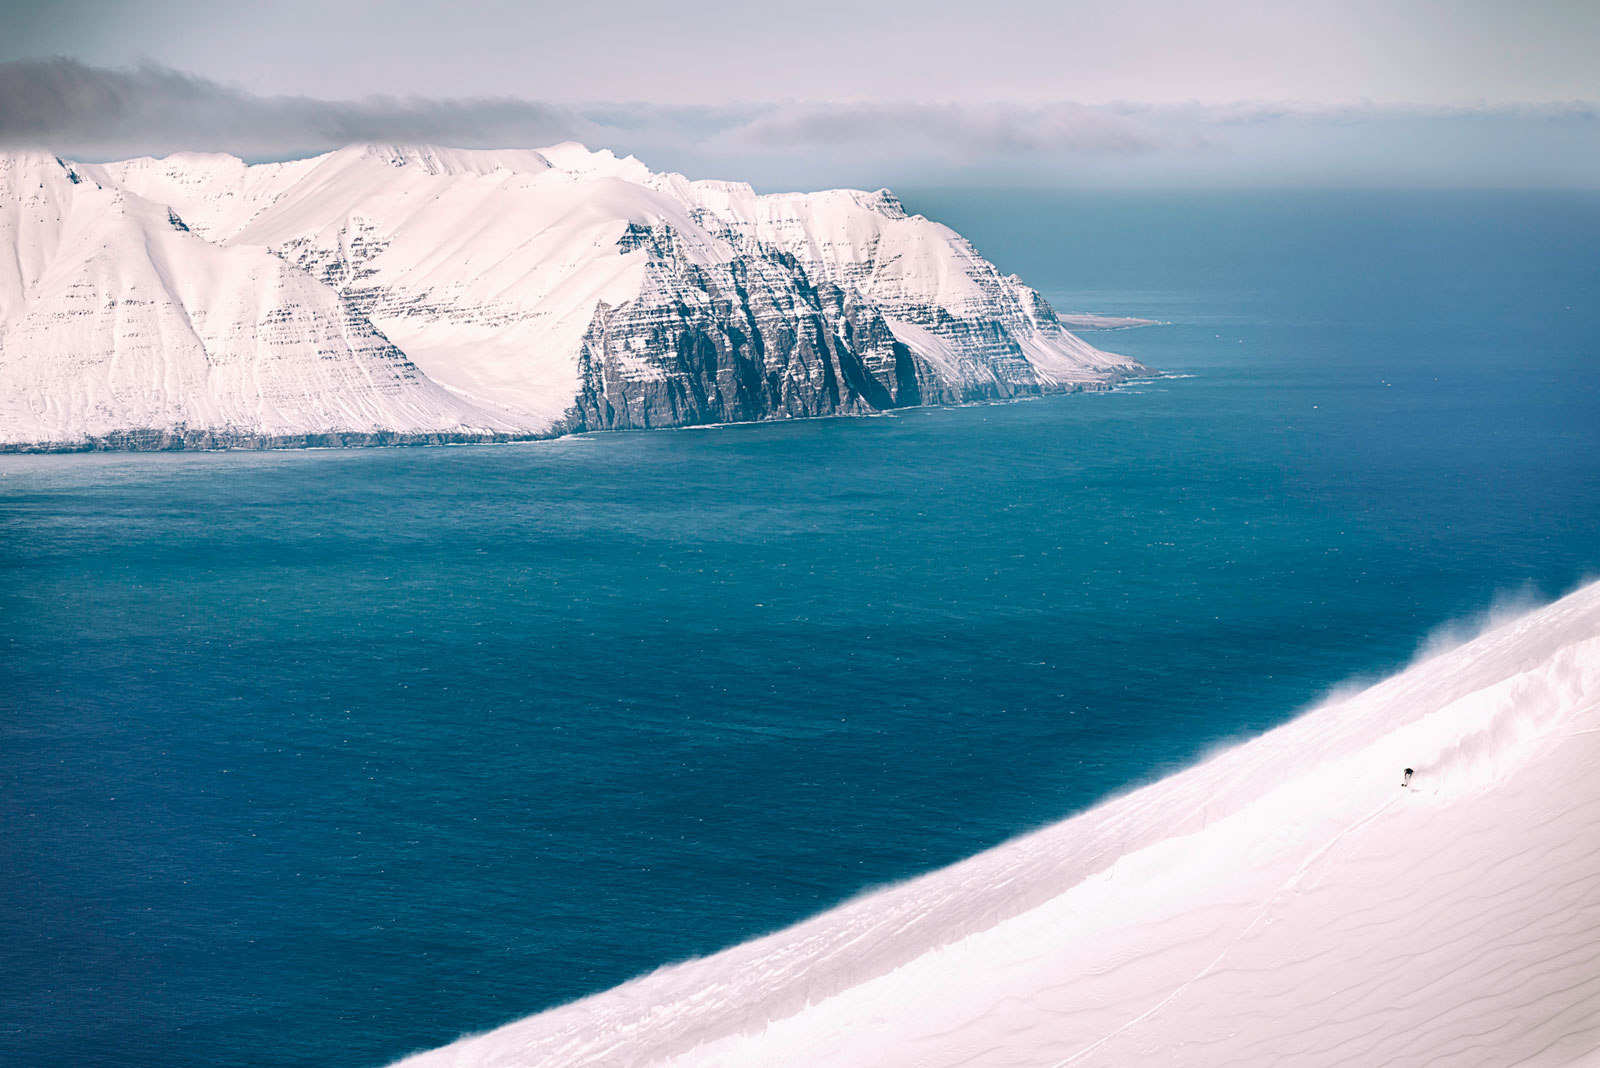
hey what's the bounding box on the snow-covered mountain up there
[1,144,1147,449]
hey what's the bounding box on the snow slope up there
[0,143,1143,448]
[0,152,517,447]
[91,144,663,425]
[396,580,1600,1068]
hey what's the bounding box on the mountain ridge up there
[0,144,1150,450]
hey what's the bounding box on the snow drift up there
[0,145,1144,449]
[396,580,1600,1068]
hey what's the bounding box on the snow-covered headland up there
[1056,313,1164,330]
[0,145,1146,451]
[396,579,1600,1068]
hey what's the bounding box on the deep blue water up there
[3,191,1598,1068]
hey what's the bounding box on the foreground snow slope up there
[399,580,1600,1068]
[0,144,1143,448]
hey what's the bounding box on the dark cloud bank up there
[3,57,1596,188]
[0,57,589,158]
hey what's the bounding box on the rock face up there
[0,143,1149,449]
[569,223,925,429]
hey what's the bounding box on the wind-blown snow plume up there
[395,580,1600,1068]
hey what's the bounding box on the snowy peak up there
[0,144,1148,449]
[325,143,557,177]
[860,187,909,220]
[536,141,653,182]
[0,149,517,447]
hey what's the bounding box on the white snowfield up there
[0,144,1139,448]
[0,151,518,445]
[397,580,1600,1068]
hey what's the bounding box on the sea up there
[3,190,1597,1068]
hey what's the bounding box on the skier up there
[1402,768,1414,788]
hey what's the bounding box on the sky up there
[2,0,1598,187]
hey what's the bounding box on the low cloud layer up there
[2,57,1596,189]
[0,58,591,159]
[0,58,1196,160]
[721,102,1192,157]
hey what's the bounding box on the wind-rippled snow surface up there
[3,190,1598,1068]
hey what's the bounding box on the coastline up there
[0,366,1155,455]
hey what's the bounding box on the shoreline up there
[0,368,1157,455]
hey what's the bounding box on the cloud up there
[0,57,591,159]
[717,102,1190,158]
[0,58,1211,163]
[2,58,1596,189]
